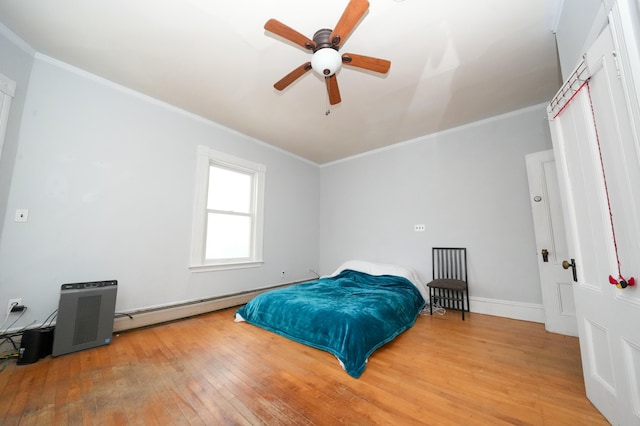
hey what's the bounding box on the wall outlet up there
[414,224,426,232]
[7,298,22,315]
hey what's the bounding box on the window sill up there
[189,261,264,273]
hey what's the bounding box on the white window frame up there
[0,72,16,162]
[190,146,265,271]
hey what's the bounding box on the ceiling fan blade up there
[342,53,391,74]
[265,19,315,51]
[326,75,342,105]
[330,0,370,47]
[274,62,312,91]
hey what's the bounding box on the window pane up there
[205,213,251,260]
[208,166,251,213]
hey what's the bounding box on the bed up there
[235,261,427,378]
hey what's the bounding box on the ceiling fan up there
[264,0,391,105]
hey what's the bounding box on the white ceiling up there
[0,0,561,164]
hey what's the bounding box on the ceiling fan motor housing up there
[312,28,336,51]
[311,29,342,76]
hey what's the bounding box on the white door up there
[525,150,577,336]
[548,23,640,425]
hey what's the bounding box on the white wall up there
[0,55,320,326]
[319,105,552,307]
[554,0,607,79]
[0,25,34,237]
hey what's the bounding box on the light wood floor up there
[0,308,608,425]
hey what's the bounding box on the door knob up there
[562,258,578,282]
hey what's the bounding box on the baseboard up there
[113,289,545,333]
[113,283,295,333]
[469,296,545,323]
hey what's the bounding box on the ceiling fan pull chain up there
[325,89,331,116]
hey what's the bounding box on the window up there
[191,146,265,271]
[0,72,16,162]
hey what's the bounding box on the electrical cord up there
[0,353,18,371]
[0,335,19,362]
[0,308,57,342]
[0,317,24,361]
[12,320,37,336]
[0,302,18,331]
[431,303,446,315]
[1,336,18,352]
[0,307,61,366]
[0,307,27,336]
[420,302,446,316]
[39,309,57,329]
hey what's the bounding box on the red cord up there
[553,79,634,287]
[585,81,623,279]
[552,80,590,119]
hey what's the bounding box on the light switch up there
[15,209,29,223]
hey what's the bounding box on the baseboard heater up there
[112,279,309,333]
[52,280,118,357]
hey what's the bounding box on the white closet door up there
[548,20,640,425]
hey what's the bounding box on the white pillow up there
[327,260,429,301]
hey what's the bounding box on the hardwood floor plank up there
[0,309,608,425]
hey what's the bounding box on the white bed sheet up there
[326,260,429,302]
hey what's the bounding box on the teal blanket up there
[236,269,425,378]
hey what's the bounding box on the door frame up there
[525,150,577,336]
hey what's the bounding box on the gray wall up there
[319,105,552,305]
[0,54,320,325]
[555,0,607,79]
[0,25,34,237]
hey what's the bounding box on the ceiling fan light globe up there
[311,48,342,77]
